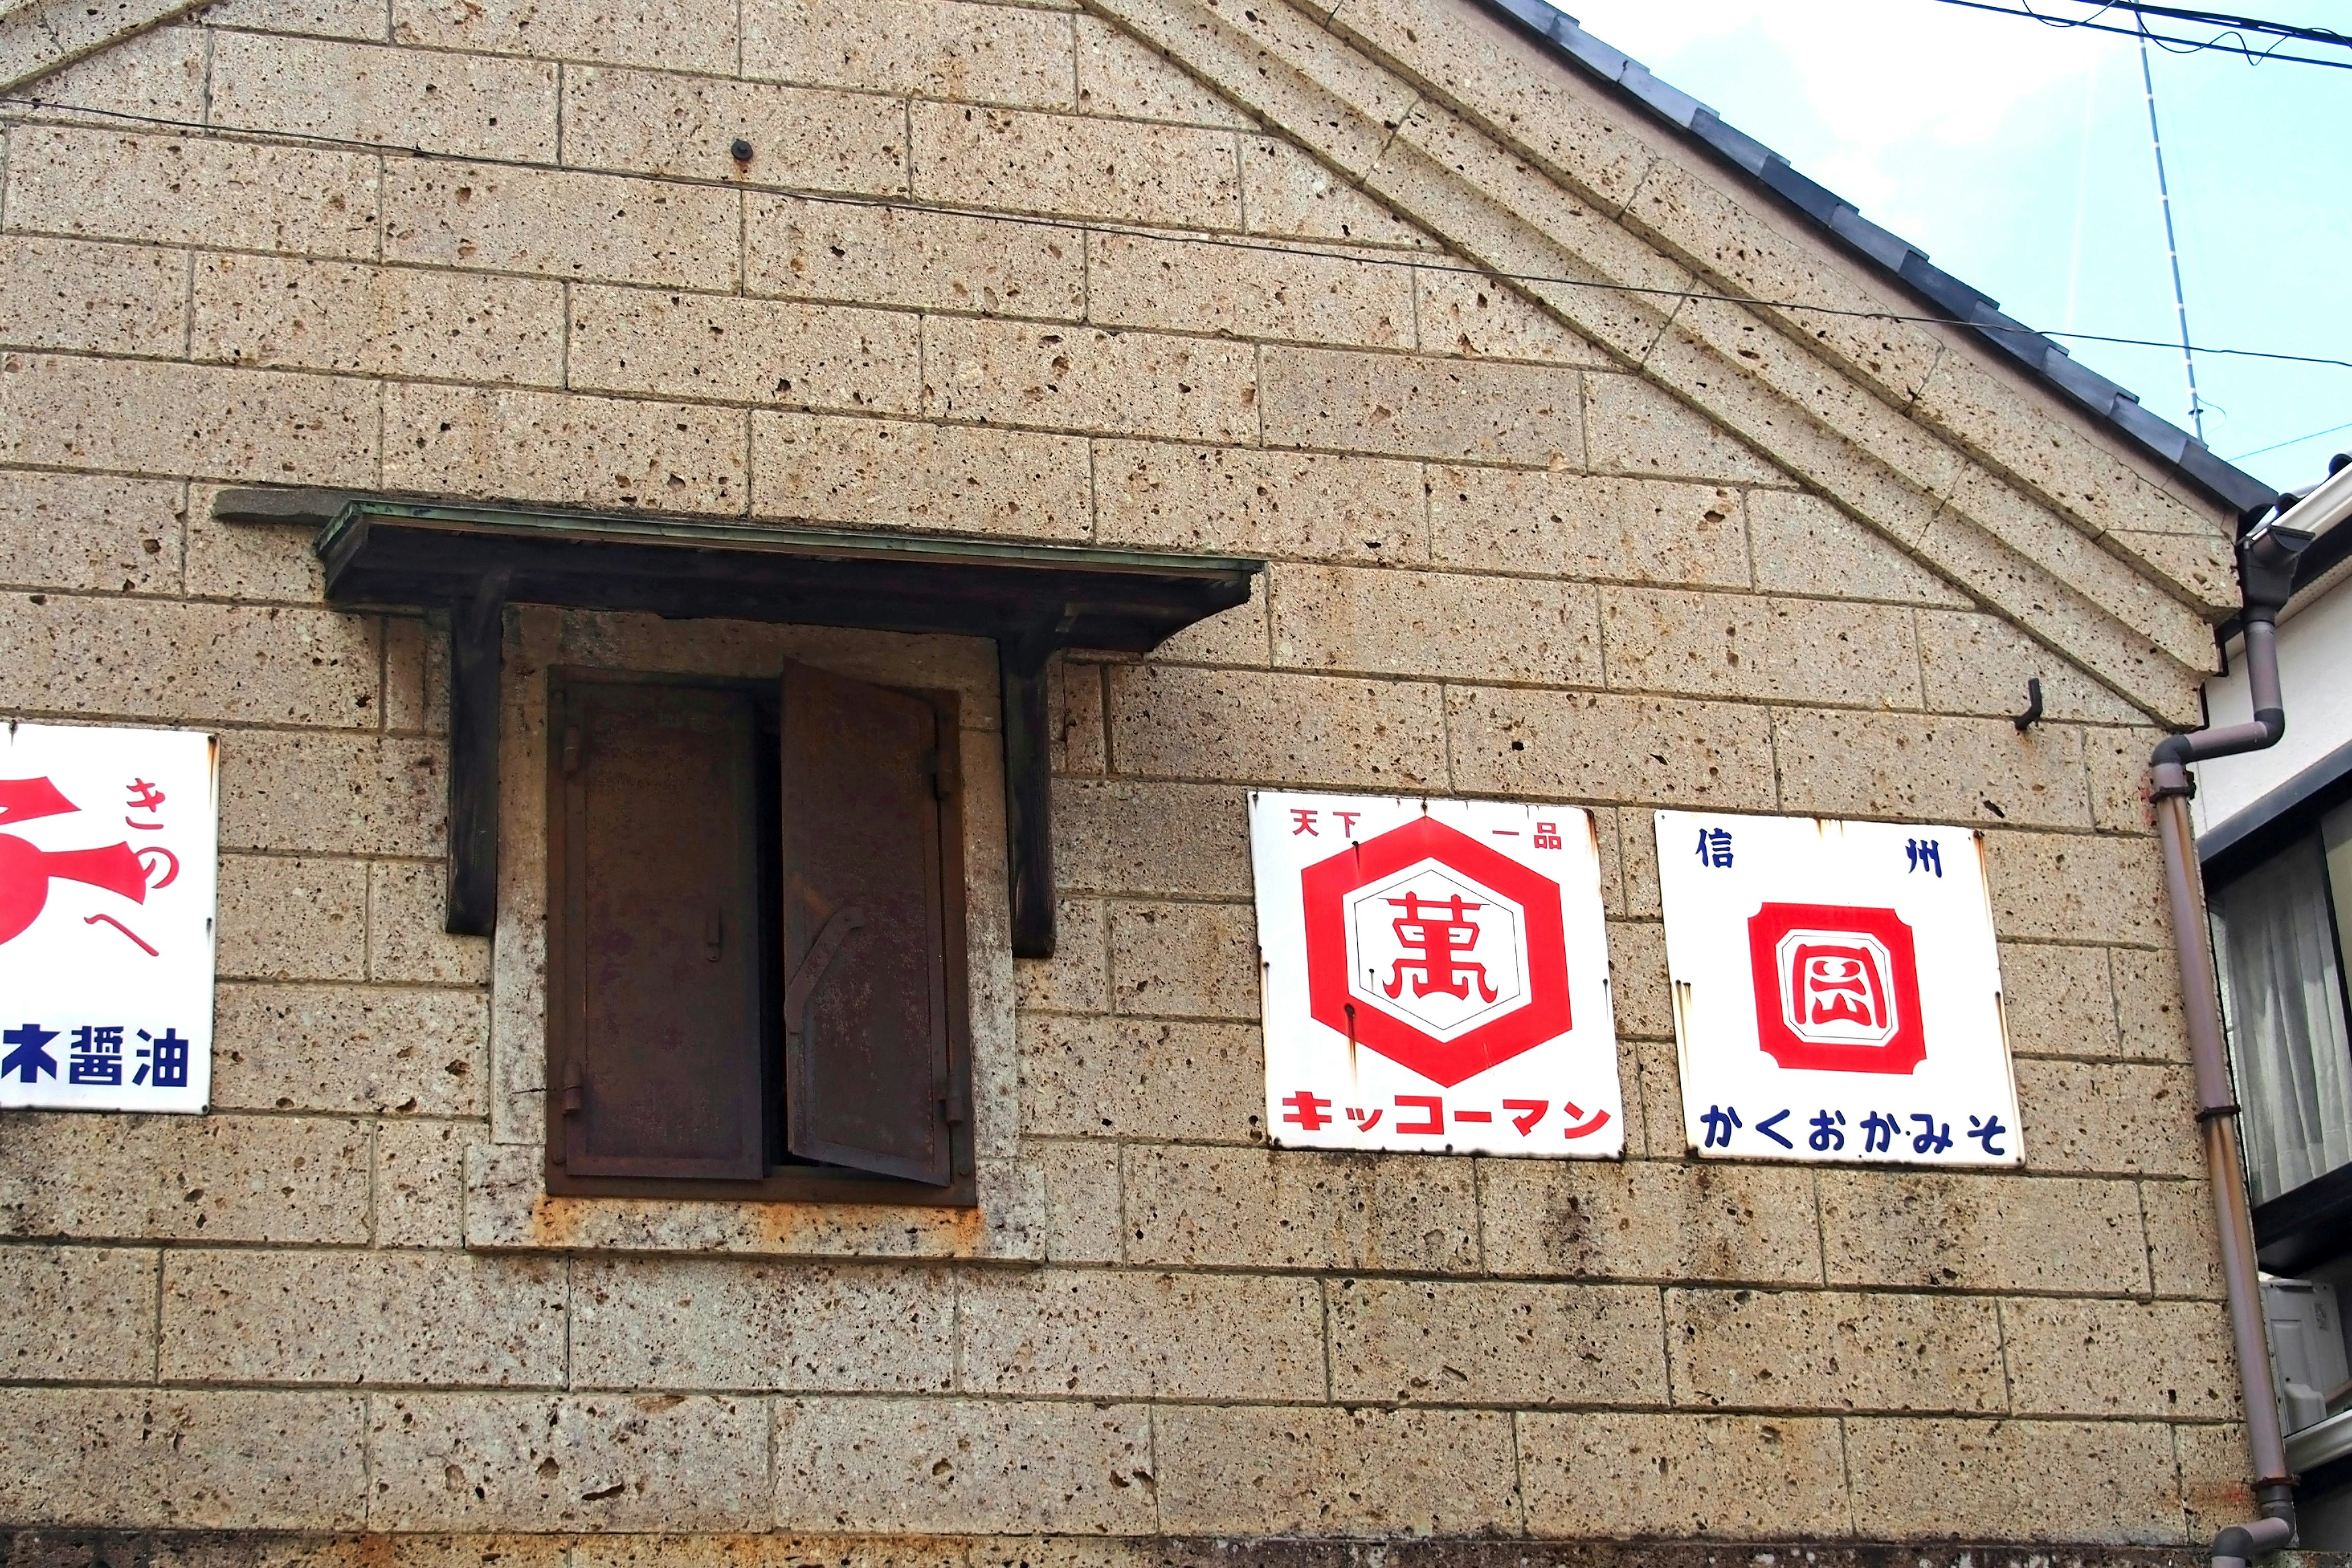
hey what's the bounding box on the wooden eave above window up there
[216,489,1264,959]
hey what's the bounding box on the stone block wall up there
[0,0,2261,1550]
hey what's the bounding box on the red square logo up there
[1746,902,1927,1074]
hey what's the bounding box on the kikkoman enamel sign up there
[1249,791,1622,1157]
[1656,810,2021,1167]
[0,722,219,1114]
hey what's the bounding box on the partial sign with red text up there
[1251,791,1621,1157]
[0,723,217,1114]
[1656,810,2019,1167]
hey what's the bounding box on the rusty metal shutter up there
[554,678,766,1180]
[779,661,952,1184]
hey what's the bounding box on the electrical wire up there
[1928,0,2352,69]
[2,88,2348,378]
[2233,418,2352,461]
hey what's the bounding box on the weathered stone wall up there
[0,0,2261,1548]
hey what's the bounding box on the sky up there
[1546,0,2352,492]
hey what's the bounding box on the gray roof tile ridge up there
[1468,0,2273,513]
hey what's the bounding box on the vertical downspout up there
[2148,518,2316,1551]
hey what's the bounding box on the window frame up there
[541,665,978,1207]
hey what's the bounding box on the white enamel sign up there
[1656,810,2019,1167]
[1250,791,1622,1157]
[0,723,218,1113]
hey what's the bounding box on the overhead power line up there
[1928,0,2352,69]
[1,90,2348,381]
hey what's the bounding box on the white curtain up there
[2212,834,2352,1206]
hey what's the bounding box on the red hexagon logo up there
[1302,815,1572,1088]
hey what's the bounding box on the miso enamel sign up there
[0,723,218,1113]
[1656,810,2019,1167]
[1250,791,1621,1156]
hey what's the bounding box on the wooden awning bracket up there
[215,491,1262,958]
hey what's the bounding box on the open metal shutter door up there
[558,680,766,1179]
[780,662,953,1184]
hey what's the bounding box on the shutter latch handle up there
[783,905,865,1035]
[705,907,723,962]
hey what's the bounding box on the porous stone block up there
[2142,1176,2225,1300]
[912,104,1240,230]
[1329,1278,1667,1406]
[1054,778,1251,899]
[747,195,1084,318]
[0,593,379,725]
[0,470,181,595]
[2000,942,2122,1060]
[1771,711,2093,829]
[2002,1296,2235,1417]
[1107,899,1259,1020]
[219,731,445,857]
[1107,665,1448,789]
[1746,489,1969,606]
[570,1258,954,1392]
[1123,1144,1479,1272]
[1841,1417,2186,1544]
[0,1246,157,1381]
[1600,587,1921,709]
[1092,440,1427,563]
[1262,347,1580,464]
[1076,15,1251,126]
[1479,1158,1823,1284]
[2109,946,2192,1062]
[1985,830,2170,947]
[375,1118,474,1248]
[182,485,321,603]
[0,1388,367,1529]
[1606,918,1670,1040]
[1915,609,2148,726]
[390,0,736,72]
[0,356,380,488]
[1817,1170,2148,1294]
[1665,1288,2005,1412]
[772,1397,1154,1534]
[563,67,907,193]
[2012,1059,2198,1177]
[211,982,486,1116]
[1583,372,1781,484]
[1019,1014,1262,1142]
[385,384,745,514]
[922,319,1257,442]
[191,256,565,385]
[382,162,738,290]
[160,1251,567,1385]
[1430,470,1748,587]
[960,1268,1324,1398]
[1030,1136,1124,1263]
[1088,230,1412,347]
[1415,267,1603,364]
[201,0,388,40]
[368,1393,769,1531]
[2176,1420,2258,1540]
[6,127,380,258]
[1014,894,1110,1013]
[1446,686,1776,809]
[0,235,187,356]
[1517,1411,1850,1537]
[1154,1404,1520,1536]
[369,861,492,984]
[752,412,1090,540]
[568,287,921,413]
[1273,563,1602,685]
[2085,724,2163,835]
[17,19,209,121]
[0,1112,369,1243]
[217,855,368,981]
[208,33,558,160]
[1243,136,1431,249]
[744,0,1074,107]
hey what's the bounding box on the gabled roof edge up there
[1473,0,2276,518]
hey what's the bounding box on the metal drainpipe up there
[2147,513,2316,1553]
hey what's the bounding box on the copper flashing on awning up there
[216,491,1264,958]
